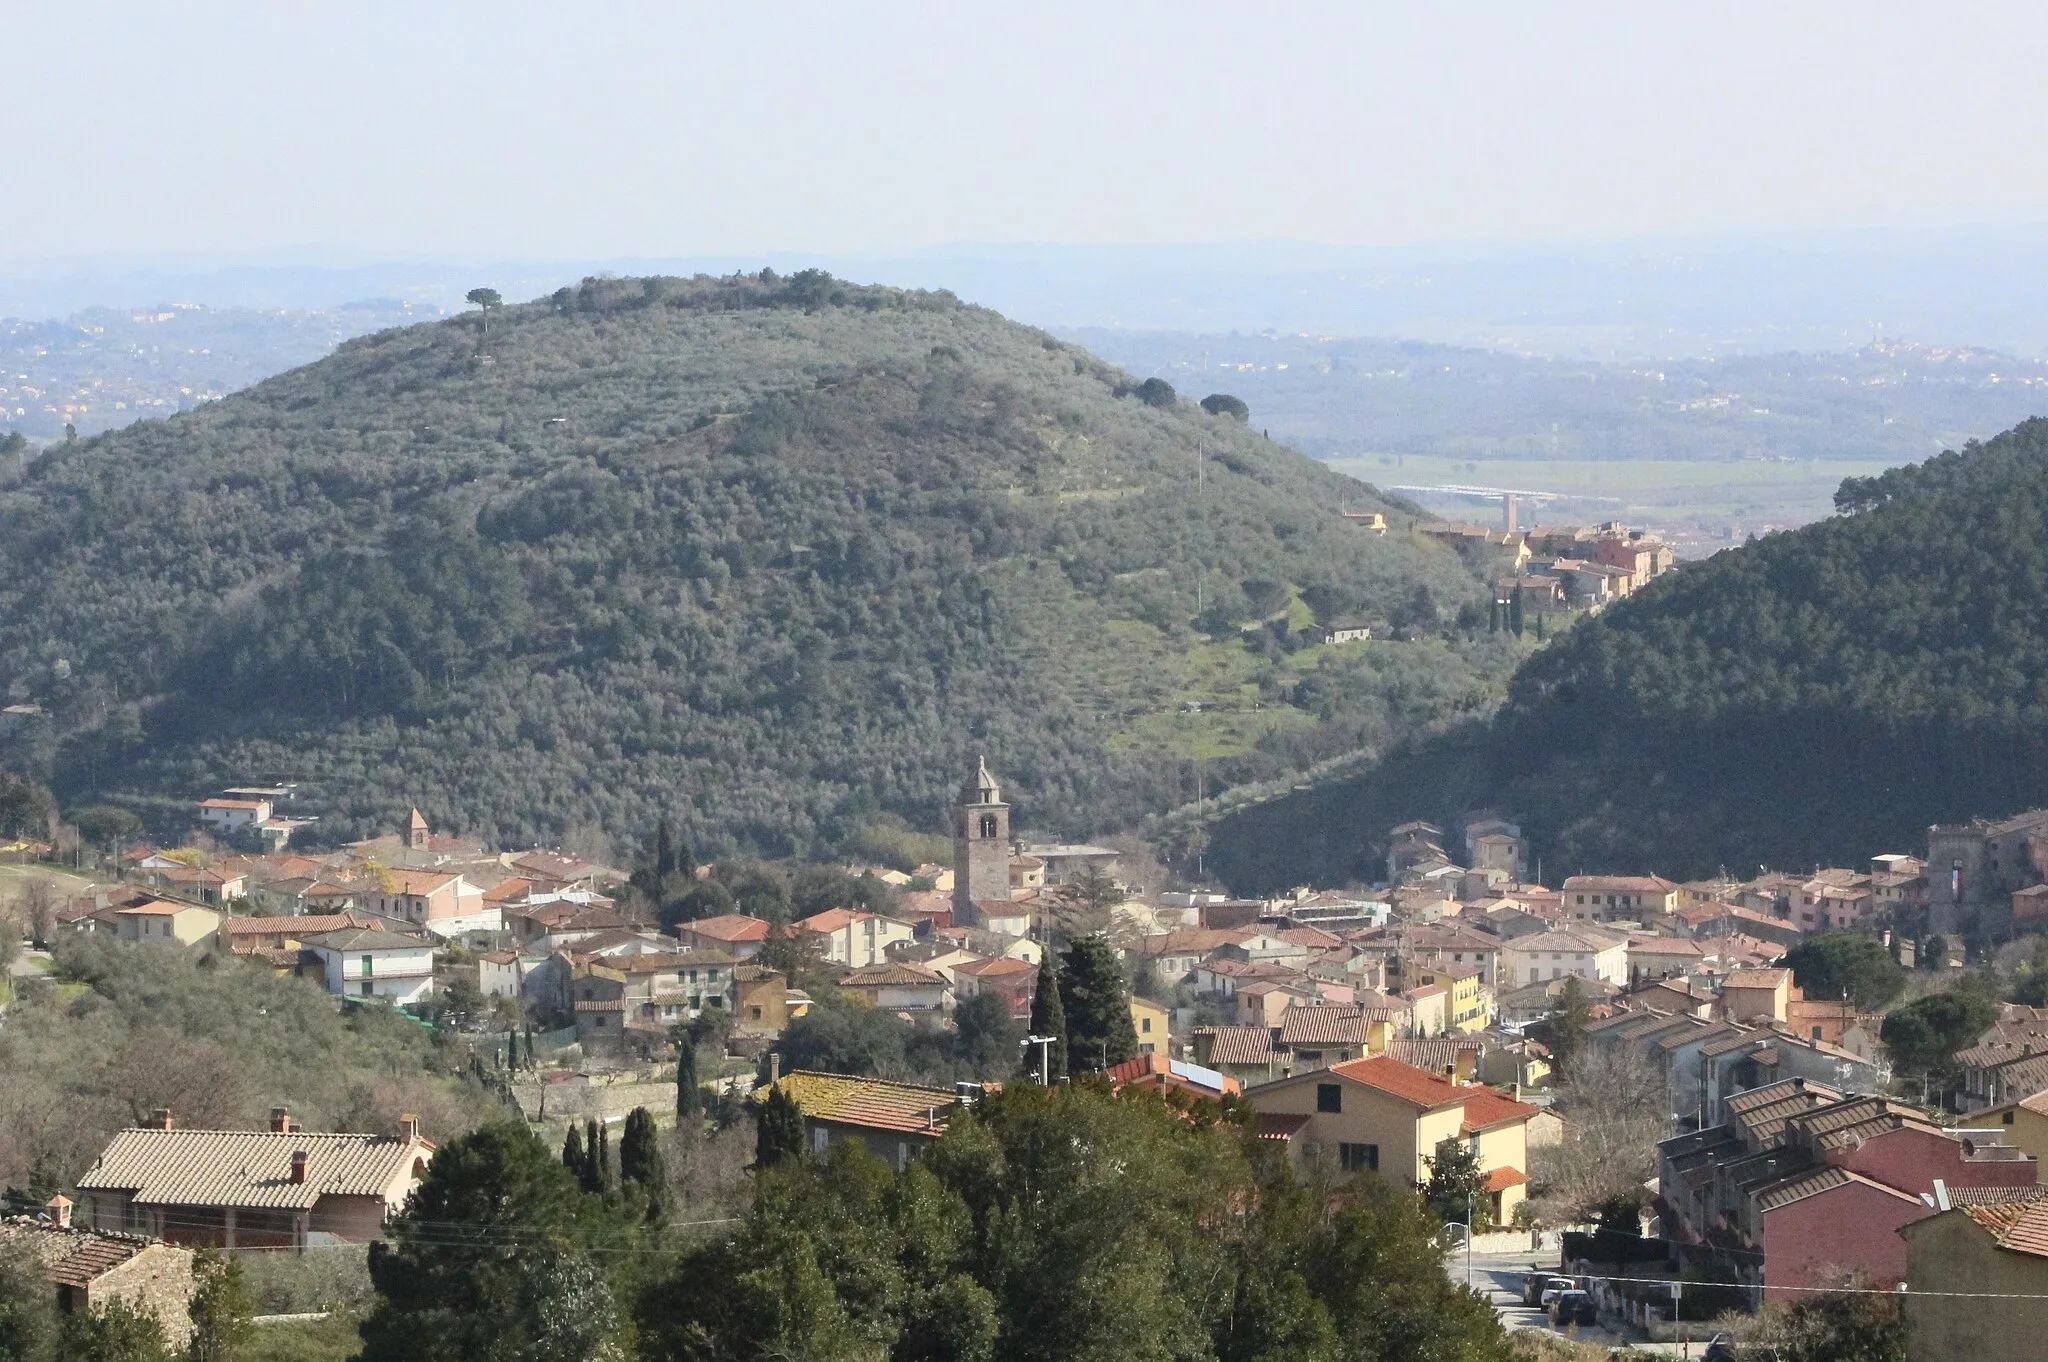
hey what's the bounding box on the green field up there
[1326,453,1901,532]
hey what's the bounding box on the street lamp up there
[1023,1034,1056,1085]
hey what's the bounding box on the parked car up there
[1537,1277,1578,1308]
[1550,1290,1598,1327]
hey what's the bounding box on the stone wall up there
[511,1076,678,1124]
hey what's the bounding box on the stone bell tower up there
[952,756,1011,920]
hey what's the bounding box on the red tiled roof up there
[680,913,771,943]
[1327,1056,1487,1112]
[755,1072,957,1136]
[1481,1167,1530,1193]
[1462,1088,1542,1132]
[1961,1200,2048,1257]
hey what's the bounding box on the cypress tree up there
[675,1040,701,1125]
[755,1083,807,1167]
[1509,586,1525,637]
[1026,954,1068,1082]
[1059,934,1139,1075]
[619,1107,666,1218]
[579,1119,607,1194]
[562,1123,585,1181]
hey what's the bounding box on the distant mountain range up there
[15,226,2048,358]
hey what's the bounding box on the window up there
[979,814,998,838]
[749,1006,763,1020]
[811,1127,829,1155]
[2006,1110,2017,1125]
[1339,1142,1378,1173]
[1141,1017,1153,1033]
[360,981,373,997]
[361,955,374,978]
[1316,1083,1342,1113]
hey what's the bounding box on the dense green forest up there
[0,272,1498,855]
[1210,418,2048,890]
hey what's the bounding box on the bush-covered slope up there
[1210,418,2048,890]
[0,272,1489,852]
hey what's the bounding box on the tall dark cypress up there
[562,1123,585,1181]
[1026,954,1068,1081]
[675,1041,701,1125]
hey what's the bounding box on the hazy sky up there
[11,2,2048,260]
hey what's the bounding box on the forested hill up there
[0,271,1492,854]
[1208,418,2048,891]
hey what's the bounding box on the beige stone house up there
[0,1206,198,1347]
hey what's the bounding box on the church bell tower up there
[952,756,1011,920]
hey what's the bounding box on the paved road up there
[1456,1250,1703,1357]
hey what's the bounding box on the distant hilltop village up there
[1416,519,1678,618]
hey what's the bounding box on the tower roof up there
[407,807,429,831]
[960,756,1003,806]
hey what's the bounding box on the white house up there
[198,797,271,832]
[795,909,917,968]
[1500,928,1628,988]
[301,927,436,1006]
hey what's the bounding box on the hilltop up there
[1208,418,2048,891]
[0,272,1499,855]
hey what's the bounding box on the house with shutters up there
[299,926,436,1005]
[75,1108,433,1251]
[1248,1055,1537,1221]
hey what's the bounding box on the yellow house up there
[113,900,222,949]
[1971,1091,2048,1181]
[1410,964,1489,1032]
[1129,996,1171,1055]
[1249,1055,1535,1223]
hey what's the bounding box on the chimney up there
[269,1106,292,1134]
[290,1151,309,1185]
[45,1195,71,1229]
[148,1108,173,1130]
[768,1053,781,1085]
[399,1113,421,1144]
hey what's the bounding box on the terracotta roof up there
[1256,1111,1312,1141]
[677,913,772,943]
[200,798,266,811]
[1462,1087,1542,1132]
[1104,1052,1240,1097]
[755,1071,955,1136]
[77,1128,431,1210]
[1385,1037,1483,1073]
[1961,1200,2048,1257]
[217,911,376,937]
[115,898,206,916]
[590,948,733,974]
[1722,969,1791,989]
[799,908,878,934]
[573,999,626,1012]
[0,1221,155,1287]
[953,956,1035,979]
[1948,1185,2048,1207]
[840,962,947,988]
[1727,1079,1839,1114]
[301,926,432,952]
[1278,1006,1369,1047]
[378,870,463,895]
[1199,1026,1275,1066]
[1481,1167,1530,1194]
[1325,1056,1535,1124]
